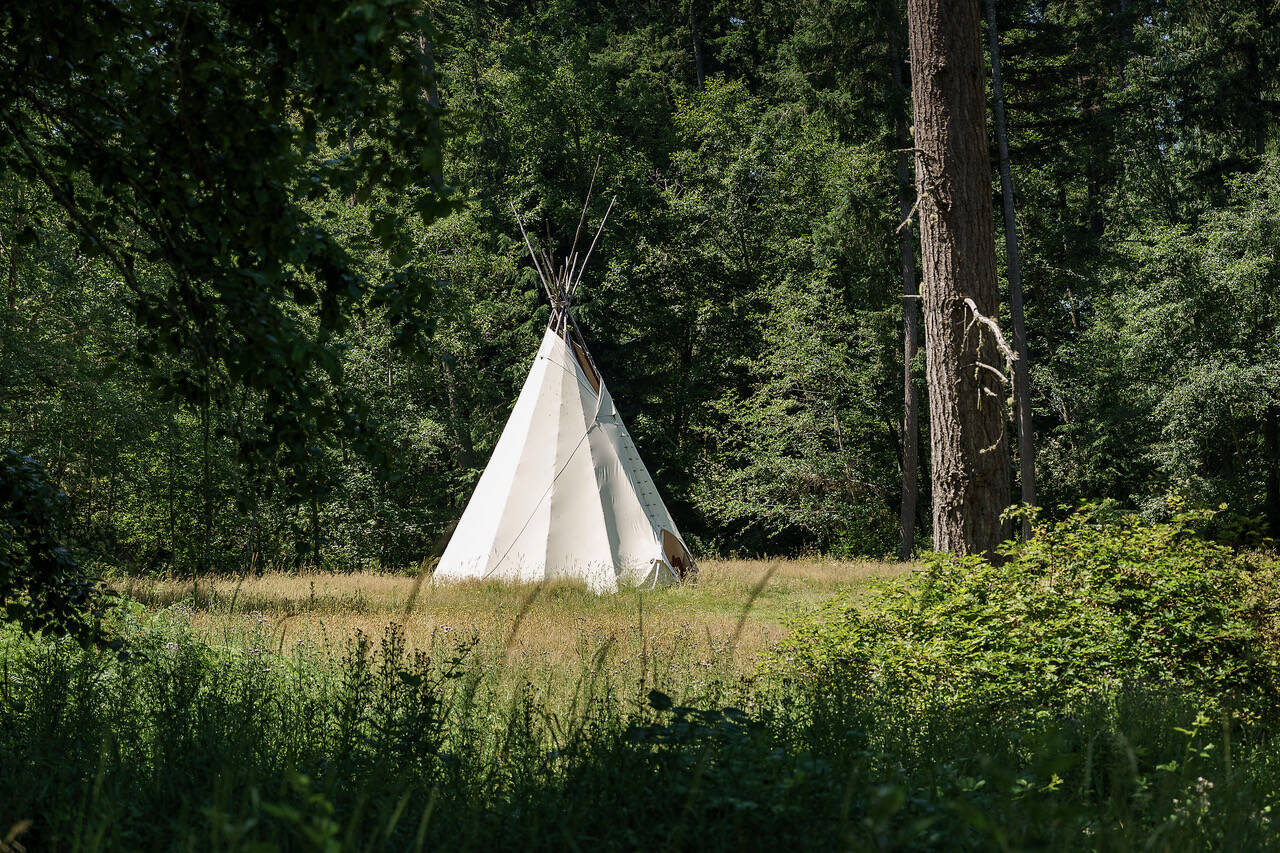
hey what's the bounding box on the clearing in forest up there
[120,559,909,683]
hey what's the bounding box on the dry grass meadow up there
[118,558,909,699]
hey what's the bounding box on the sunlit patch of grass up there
[114,559,909,693]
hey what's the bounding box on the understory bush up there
[775,506,1280,707]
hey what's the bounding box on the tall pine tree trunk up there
[984,0,1035,538]
[891,32,920,562]
[906,0,1011,555]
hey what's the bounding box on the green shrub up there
[774,506,1280,707]
[0,450,109,642]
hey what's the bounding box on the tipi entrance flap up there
[661,528,696,581]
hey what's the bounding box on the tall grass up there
[2,559,1278,850]
[1,626,1277,849]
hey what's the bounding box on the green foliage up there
[2,0,1280,573]
[1112,165,1280,526]
[995,0,1280,534]
[4,615,1280,850]
[0,451,105,641]
[0,0,450,484]
[671,78,901,555]
[776,507,1280,705]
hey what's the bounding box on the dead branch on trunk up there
[892,147,944,234]
[963,297,1017,371]
[963,297,1018,415]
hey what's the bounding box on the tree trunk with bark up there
[984,0,1036,539]
[906,0,1011,555]
[690,2,706,89]
[891,32,921,562]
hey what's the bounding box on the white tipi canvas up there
[434,324,696,592]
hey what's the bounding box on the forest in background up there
[2,0,1278,576]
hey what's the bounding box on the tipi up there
[434,193,696,592]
